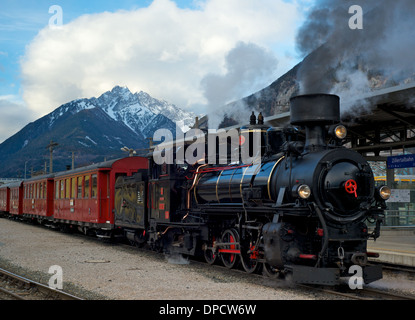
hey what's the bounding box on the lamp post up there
[46,140,59,173]
[24,161,28,180]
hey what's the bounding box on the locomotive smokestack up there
[290,94,340,152]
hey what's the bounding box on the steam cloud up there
[296,0,415,111]
[201,42,278,129]
[20,0,300,122]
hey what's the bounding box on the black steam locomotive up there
[115,93,389,285]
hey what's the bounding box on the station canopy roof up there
[246,83,415,157]
[340,83,415,155]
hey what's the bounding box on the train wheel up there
[220,229,240,269]
[134,230,147,248]
[263,263,281,279]
[204,236,217,265]
[241,244,260,274]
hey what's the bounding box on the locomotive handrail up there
[185,163,253,181]
[196,163,253,174]
[187,163,209,210]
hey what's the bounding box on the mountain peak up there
[95,86,197,132]
[109,85,133,98]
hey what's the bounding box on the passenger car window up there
[77,177,83,198]
[84,175,90,198]
[60,180,64,199]
[55,182,59,199]
[65,179,70,199]
[91,174,97,198]
[71,177,76,199]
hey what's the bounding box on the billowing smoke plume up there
[296,0,415,111]
[202,42,278,129]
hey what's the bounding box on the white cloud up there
[21,0,302,118]
[0,96,34,142]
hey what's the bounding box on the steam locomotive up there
[115,93,389,285]
[0,93,389,286]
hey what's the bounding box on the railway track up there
[156,245,415,300]
[350,287,415,300]
[0,267,83,300]
[372,261,415,275]
[156,248,415,300]
[71,234,415,301]
[298,284,415,300]
[2,218,414,301]
[197,258,415,300]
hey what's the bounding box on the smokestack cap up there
[290,94,340,126]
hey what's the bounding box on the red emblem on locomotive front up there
[345,179,358,198]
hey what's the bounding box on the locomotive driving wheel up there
[240,243,260,273]
[240,229,261,274]
[203,236,217,265]
[220,229,240,269]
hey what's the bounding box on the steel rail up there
[0,267,83,300]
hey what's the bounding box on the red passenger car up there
[8,181,23,216]
[23,174,55,220]
[53,157,148,236]
[0,184,10,213]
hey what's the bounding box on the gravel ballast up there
[0,217,343,300]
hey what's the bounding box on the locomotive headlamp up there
[379,186,391,200]
[298,185,311,199]
[334,125,347,140]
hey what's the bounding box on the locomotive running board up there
[290,265,340,286]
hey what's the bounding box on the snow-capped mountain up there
[50,86,196,137]
[94,86,196,132]
[0,86,197,177]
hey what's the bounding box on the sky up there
[0,0,310,143]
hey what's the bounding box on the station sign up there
[387,154,415,169]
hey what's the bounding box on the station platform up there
[367,227,415,268]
